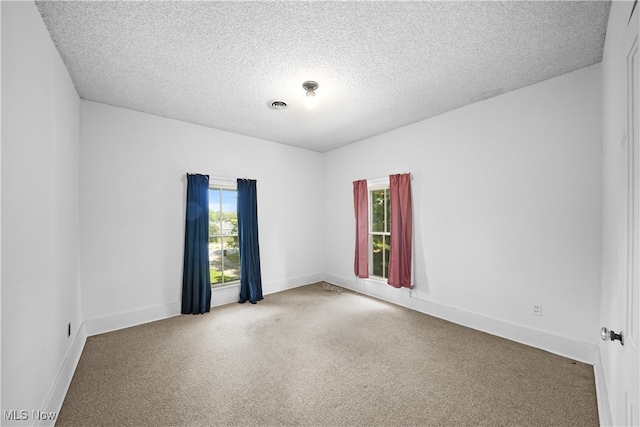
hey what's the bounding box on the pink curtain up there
[388,173,412,288]
[353,180,369,278]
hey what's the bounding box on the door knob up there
[601,327,624,345]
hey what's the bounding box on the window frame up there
[368,178,390,280]
[208,179,240,288]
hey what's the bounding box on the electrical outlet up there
[532,304,542,316]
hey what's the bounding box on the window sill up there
[361,277,413,292]
[211,281,240,290]
[365,276,387,285]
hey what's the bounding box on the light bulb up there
[305,95,318,109]
[302,81,319,109]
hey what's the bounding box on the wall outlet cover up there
[532,304,542,316]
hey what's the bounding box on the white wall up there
[324,64,602,360]
[79,101,324,325]
[599,1,637,424]
[1,1,82,424]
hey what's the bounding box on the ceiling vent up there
[269,101,288,110]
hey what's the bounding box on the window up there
[369,184,390,279]
[208,186,240,286]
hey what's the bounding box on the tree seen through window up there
[209,188,240,285]
[370,188,390,278]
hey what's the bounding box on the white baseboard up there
[323,273,597,364]
[84,301,182,337]
[594,345,613,426]
[37,324,87,427]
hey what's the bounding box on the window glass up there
[209,187,239,286]
[371,189,386,233]
[370,187,390,279]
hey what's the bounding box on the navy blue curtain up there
[181,174,211,314]
[237,179,263,304]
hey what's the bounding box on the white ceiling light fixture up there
[303,81,318,109]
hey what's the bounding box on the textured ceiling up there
[36,1,610,152]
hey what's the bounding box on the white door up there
[619,5,639,425]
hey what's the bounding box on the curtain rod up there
[208,175,256,184]
[186,174,254,181]
[365,172,412,182]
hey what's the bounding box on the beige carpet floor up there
[56,282,598,426]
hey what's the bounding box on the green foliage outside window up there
[209,188,240,285]
[370,188,390,278]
